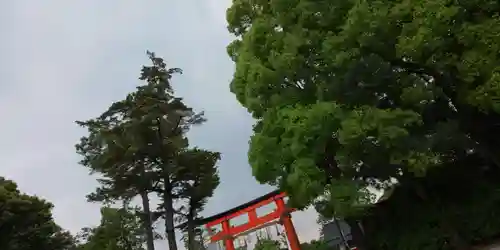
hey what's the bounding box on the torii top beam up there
[197,189,300,250]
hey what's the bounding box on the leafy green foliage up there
[174,148,220,250]
[179,227,207,250]
[254,239,282,250]
[76,83,161,250]
[0,177,77,250]
[300,240,330,250]
[226,0,500,219]
[76,52,219,250]
[121,52,210,250]
[175,148,220,211]
[77,206,148,250]
[359,154,500,250]
[253,239,329,250]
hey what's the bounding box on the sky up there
[0,0,320,248]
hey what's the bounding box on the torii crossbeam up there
[197,190,301,250]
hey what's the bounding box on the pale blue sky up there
[0,0,319,248]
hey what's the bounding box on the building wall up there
[322,219,352,247]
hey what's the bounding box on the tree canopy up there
[6,0,500,248]
[0,177,77,250]
[174,148,220,250]
[226,0,500,217]
[75,52,220,250]
[76,205,148,250]
[357,154,500,249]
[253,239,329,250]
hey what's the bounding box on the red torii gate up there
[198,190,301,250]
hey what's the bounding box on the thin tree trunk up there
[163,174,178,250]
[140,191,156,250]
[187,208,196,250]
[187,220,195,250]
[120,201,135,250]
[155,116,180,250]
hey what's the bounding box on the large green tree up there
[116,52,206,250]
[76,205,148,250]
[77,51,210,250]
[174,148,220,250]
[226,0,500,248]
[0,177,77,250]
[226,0,500,212]
[76,100,160,250]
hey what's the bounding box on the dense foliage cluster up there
[226,0,500,222]
[226,0,500,249]
[1,53,219,250]
[76,206,149,250]
[0,177,76,250]
[75,52,220,250]
[358,154,500,249]
[252,239,329,250]
[4,0,500,249]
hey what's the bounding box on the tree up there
[124,51,206,250]
[354,154,500,249]
[254,239,281,250]
[0,177,77,250]
[253,239,329,250]
[225,0,500,214]
[174,148,220,250]
[226,0,500,248]
[180,227,207,250]
[76,103,159,250]
[77,205,148,250]
[77,51,208,250]
[300,240,329,250]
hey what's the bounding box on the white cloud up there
[0,0,320,248]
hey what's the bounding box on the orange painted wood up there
[205,192,287,227]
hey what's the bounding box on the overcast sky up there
[0,0,319,248]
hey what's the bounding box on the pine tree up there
[77,51,210,250]
[174,148,220,250]
[129,51,205,250]
[76,105,159,250]
[0,177,77,250]
[76,204,148,250]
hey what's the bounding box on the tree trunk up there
[345,218,367,250]
[163,174,178,250]
[140,191,156,250]
[155,117,179,250]
[187,212,195,250]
